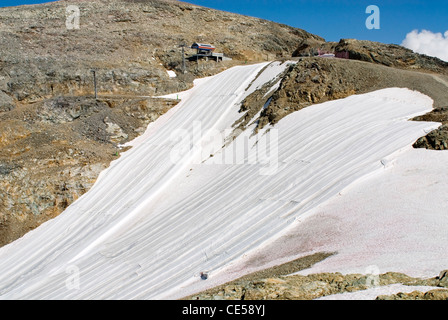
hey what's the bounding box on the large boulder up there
[0,91,14,113]
[437,270,448,288]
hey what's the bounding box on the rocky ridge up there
[294,38,448,75]
[233,57,448,138]
[192,271,448,300]
[188,253,448,300]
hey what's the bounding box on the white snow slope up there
[0,61,443,300]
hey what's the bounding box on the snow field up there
[0,61,441,300]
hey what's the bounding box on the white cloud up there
[401,29,448,62]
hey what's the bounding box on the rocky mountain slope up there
[0,0,447,301]
[0,0,322,103]
[0,0,323,246]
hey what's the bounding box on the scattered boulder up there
[414,125,448,150]
[190,270,448,300]
[377,289,448,300]
[0,91,15,113]
[104,116,128,143]
[437,270,448,288]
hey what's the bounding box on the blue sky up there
[184,0,448,45]
[1,0,447,45]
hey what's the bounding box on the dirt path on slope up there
[430,74,448,88]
